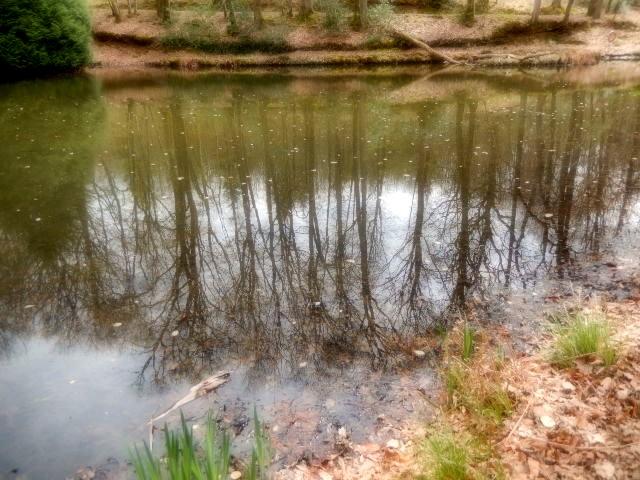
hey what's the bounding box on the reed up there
[131,410,269,480]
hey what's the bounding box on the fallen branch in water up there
[149,371,230,424]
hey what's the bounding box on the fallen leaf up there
[616,388,629,400]
[600,377,613,390]
[386,439,400,449]
[539,415,556,428]
[593,461,615,479]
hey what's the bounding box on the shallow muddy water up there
[0,69,639,478]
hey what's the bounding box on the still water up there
[0,69,639,478]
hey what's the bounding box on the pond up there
[0,67,639,478]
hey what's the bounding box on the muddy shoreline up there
[91,40,640,72]
[66,254,640,480]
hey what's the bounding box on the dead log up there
[387,27,463,65]
[149,371,230,424]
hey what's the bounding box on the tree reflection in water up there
[0,74,639,388]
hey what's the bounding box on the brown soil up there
[499,300,640,480]
[270,292,640,480]
[90,8,640,70]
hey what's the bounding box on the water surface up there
[1,68,639,478]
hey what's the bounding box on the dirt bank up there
[91,8,640,70]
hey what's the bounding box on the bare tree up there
[106,0,122,22]
[353,0,368,30]
[464,0,476,23]
[563,0,576,23]
[299,0,313,18]
[587,0,604,18]
[157,0,170,21]
[127,0,137,16]
[253,0,264,28]
[531,0,542,23]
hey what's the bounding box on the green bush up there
[316,0,349,31]
[369,0,394,29]
[0,0,91,77]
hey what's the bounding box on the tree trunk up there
[219,0,228,19]
[107,0,122,22]
[253,0,263,28]
[465,0,475,23]
[299,0,312,18]
[157,0,170,21]
[612,0,623,14]
[355,0,368,30]
[588,0,603,18]
[531,0,542,23]
[225,0,238,34]
[563,0,575,23]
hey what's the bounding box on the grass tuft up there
[549,310,617,367]
[444,359,513,430]
[442,323,513,434]
[423,429,471,480]
[131,410,268,480]
[246,407,271,480]
[462,325,475,361]
[420,321,514,479]
[420,427,494,480]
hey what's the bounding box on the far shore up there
[91,8,640,71]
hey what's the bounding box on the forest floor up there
[90,5,640,70]
[272,271,640,480]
